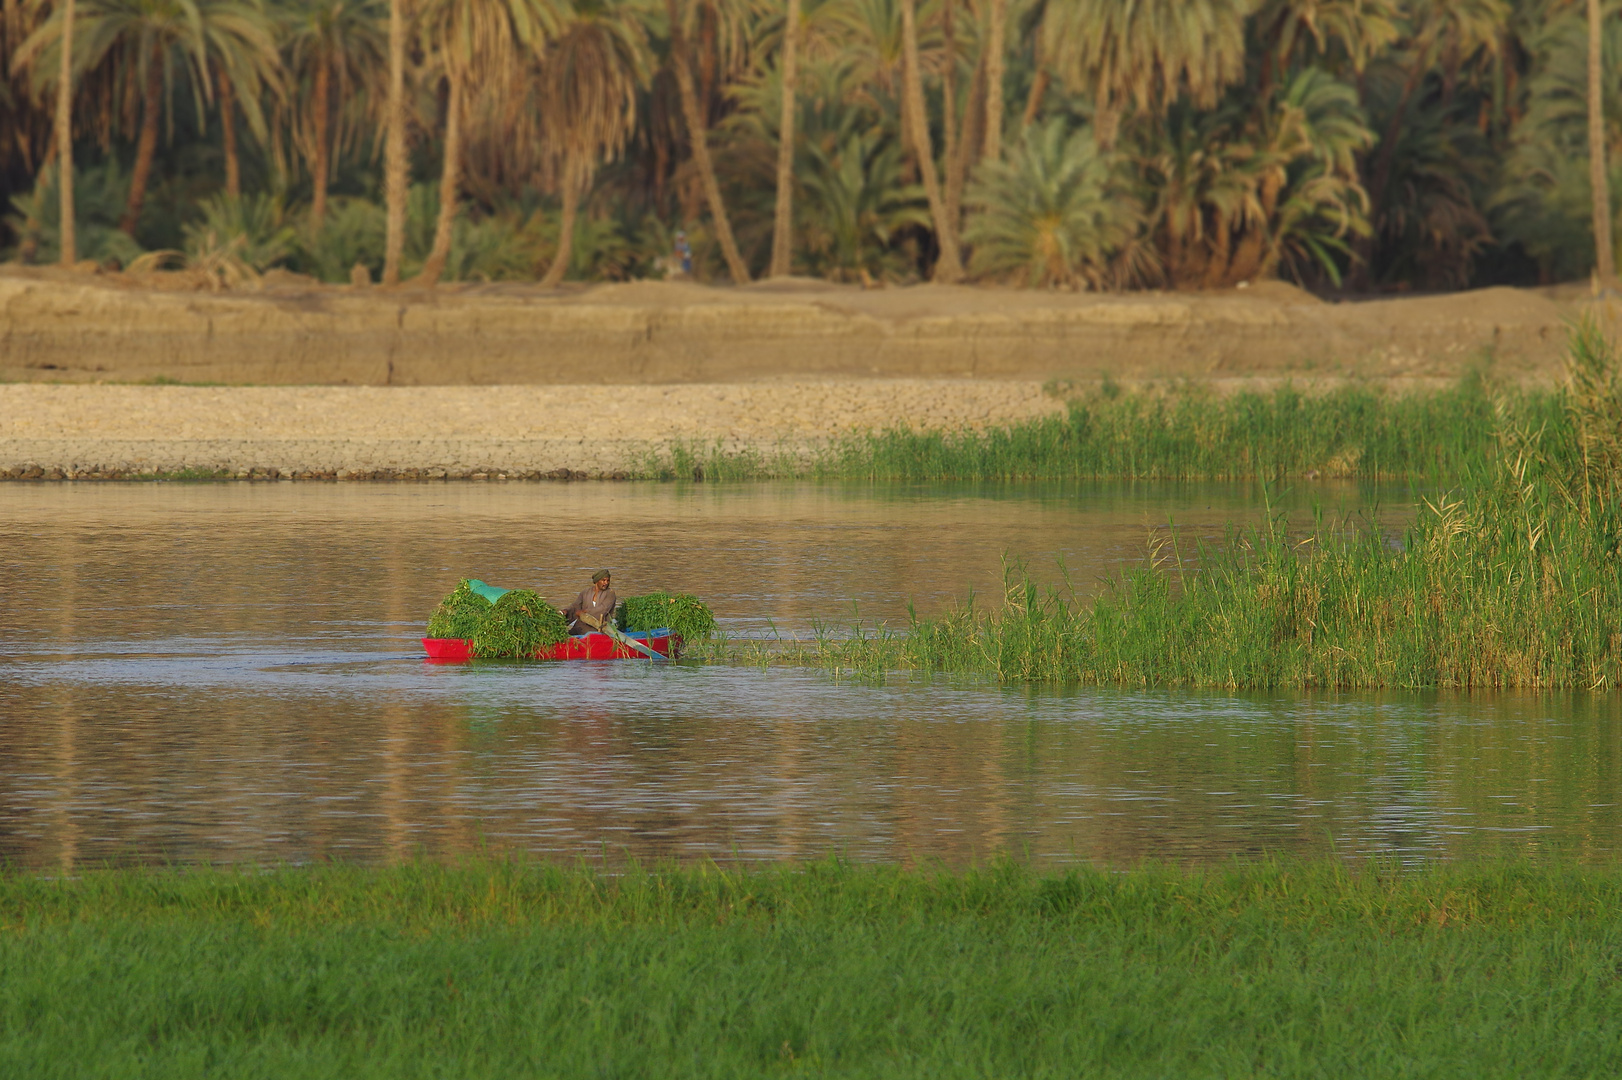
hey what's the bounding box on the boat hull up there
[423,630,681,662]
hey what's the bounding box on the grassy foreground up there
[3,858,1621,1078]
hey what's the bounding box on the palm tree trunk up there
[983,0,1005,164]
[900,0,962,282]
[382,0,408,285]
[311,57,331,230]
[418,77,462,286]
[1592,0,1616,288]
[218,64,239,199]
[667,0,750,284]
[542,157,582,287]
[1021,21,1046,129]
[768,0,800,277]
[942,0,960,237]
[119,51,163,237]
[55,0,75,264]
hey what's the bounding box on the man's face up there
[596,576,610,592]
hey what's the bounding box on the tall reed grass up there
[703,326,1622,690]
[636,376,1566,482]
[4,858,1620,1078]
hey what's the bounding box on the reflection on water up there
[3,481,1617,871]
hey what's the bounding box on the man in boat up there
[563,570,618,636]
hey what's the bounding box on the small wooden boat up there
[422,628,682,662]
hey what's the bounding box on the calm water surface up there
[2,481,1618,870]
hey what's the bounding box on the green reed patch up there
[701,324,1622,690]
[635,377,1566,482]
[424,579,493,640]
[618,592,718,641]
[468,589,569,659]
[2,858,1619,1078]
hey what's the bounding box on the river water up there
[2,481,1618,871]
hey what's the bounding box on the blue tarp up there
[466,579,510,604]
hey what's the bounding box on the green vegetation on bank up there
[2,1,1616,292]
[3,858,1620,1078]
[643,376,1561,482]
[697,326,1622,691]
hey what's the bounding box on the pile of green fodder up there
[425,579,493,639]
[747,323,1622,690]
[470,589,570,658]
[618,592,717,641]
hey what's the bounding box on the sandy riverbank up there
[0,380,1068,478]
[0,267,1598,386]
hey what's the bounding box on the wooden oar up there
[575,612,665,661]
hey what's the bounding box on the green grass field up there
[3,858,1620,1078]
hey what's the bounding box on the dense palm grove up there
[0,0,1615,289]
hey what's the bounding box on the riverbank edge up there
[0,270,1592,386]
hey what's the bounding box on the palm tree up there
[538,0,644,286]
[963,118,1139,287]
[1592,0,1616,288]
[769,0,799,277]
[1362,0,1506,231]
[1044,0,1253,149]
[57,0,75,263]
[796,125,928,280]
[415,0,556,284]
[198,0,279,200]
[982,0,1004,164]
[665,0,749,283]
[17,0,212,236]
[280,0,386,232]
[380,0,405,283]
[899,0,960,280]
[1494,4,1622,285]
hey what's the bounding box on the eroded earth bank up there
[0,268,1605,478]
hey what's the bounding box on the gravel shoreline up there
[0,381,1065,480]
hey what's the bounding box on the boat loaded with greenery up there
[422,578,716,661]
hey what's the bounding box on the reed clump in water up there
[618,592,718,641]
[745,324,1622,690]
[4,858,1620,1076]
[425,579,494,640]
[470,589,569,658]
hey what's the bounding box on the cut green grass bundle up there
[468,589,568,659]
[424,579,493,639]
[3,858,1622,1079]
[618,591,718,640]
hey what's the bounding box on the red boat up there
[423,628,682,662]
